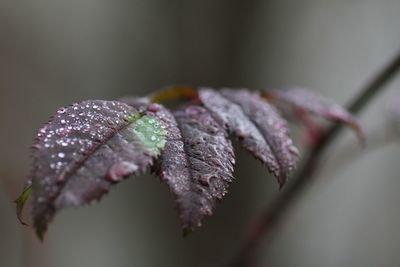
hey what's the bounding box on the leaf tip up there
[14,186,32,226]
[348,122,366,147]
[35,224,46,242]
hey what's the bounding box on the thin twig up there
[229,50,400,267]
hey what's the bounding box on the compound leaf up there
[17,87,311,238]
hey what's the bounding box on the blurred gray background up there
[1,1,400,266]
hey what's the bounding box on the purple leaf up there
[19,87,306,238]
[169,105,235,231]
[221,89,299,187]
[264,88,364,142]
[121,97,235,231]
[198,88,280,179]
[28,100,166,239]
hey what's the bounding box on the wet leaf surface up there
[17,87,309,238]
[198,88,280,178]
[170,105,235,230]
[121,97,235,231]
[28,100,166,238]
[221,89,299,187]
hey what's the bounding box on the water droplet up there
[58,152,65,158]
[150,135,157,141]
[58,108,66,114]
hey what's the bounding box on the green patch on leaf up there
[14,185,32,226]
[126,112,143,124]
[133,115,167,154]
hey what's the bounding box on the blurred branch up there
[229,50,400,267]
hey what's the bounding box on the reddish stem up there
[229,50,400,267]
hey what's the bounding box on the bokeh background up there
[1,1,400,266]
